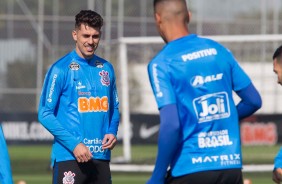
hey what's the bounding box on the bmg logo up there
[193,92,230,123]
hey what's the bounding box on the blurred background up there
[0,0,282,183]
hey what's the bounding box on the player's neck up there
[165,25,189,42]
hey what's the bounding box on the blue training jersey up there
[0,125,13,184]
[38,50,119,166]
[274,148,282,169]
[148,34,251,177]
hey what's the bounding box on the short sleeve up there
[148,61,176,109]
[226,49,251,91]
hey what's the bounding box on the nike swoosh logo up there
[139,124,160,139]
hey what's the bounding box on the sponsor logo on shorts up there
[63,171,76,184]
[47,74,57,103]
[191,73,223,87]
[99,70,110,86]
[193,92,230,123]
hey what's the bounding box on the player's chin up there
[84,52,94,59]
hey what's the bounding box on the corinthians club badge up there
[99,70,110,86]
[63,171,76,184]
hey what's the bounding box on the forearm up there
[107,107,120,136]
[38,109,81,151]
[148,104,181,183]
[236,83,262,120]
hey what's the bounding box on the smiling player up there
[38,10,120,184]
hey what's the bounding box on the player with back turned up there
[38,10,120,184]
[147,0,262,184]
[272,45,282,184]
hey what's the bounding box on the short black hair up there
[154,0,162,7]
[75,10,103,29]
[273,45,282,60]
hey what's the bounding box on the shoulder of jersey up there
[52,53,74,68]
[95,56,115,71]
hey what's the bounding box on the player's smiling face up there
[273,58,282,85]
[72,23,101,59]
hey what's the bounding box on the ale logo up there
[191,73,223,87]
[193,92,230,123]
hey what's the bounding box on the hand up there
[73,143,92,163]
[102,134,117,150]
[273,168,282,184]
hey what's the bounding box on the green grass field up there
[8,144,280,184]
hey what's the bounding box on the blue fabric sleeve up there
[235,83,262,120]
[147,104,180,184]
[147,61,176,109]
[107,77,120,136]
[225,47,252,92]
[107,107,119,136]
[38,67,81,152]
[0,125,13,184]
[274,148,282,170]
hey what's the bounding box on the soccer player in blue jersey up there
[38,10,120,184]
[147,0,262,184]
[272,45,282,184]
[0,124,13,184]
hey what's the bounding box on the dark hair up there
[273,45,282,60]
[154,0,162,7]
[75,10,103,29]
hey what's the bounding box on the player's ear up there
[187,11,192,23]
[72,30,77,42]
[155,12,161,25]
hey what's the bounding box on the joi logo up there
[193,92,230,123]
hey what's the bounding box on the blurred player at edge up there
[0,124,13,184]
[147,0,262,184]
[272,45,282,184]
[38,10,120,184]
